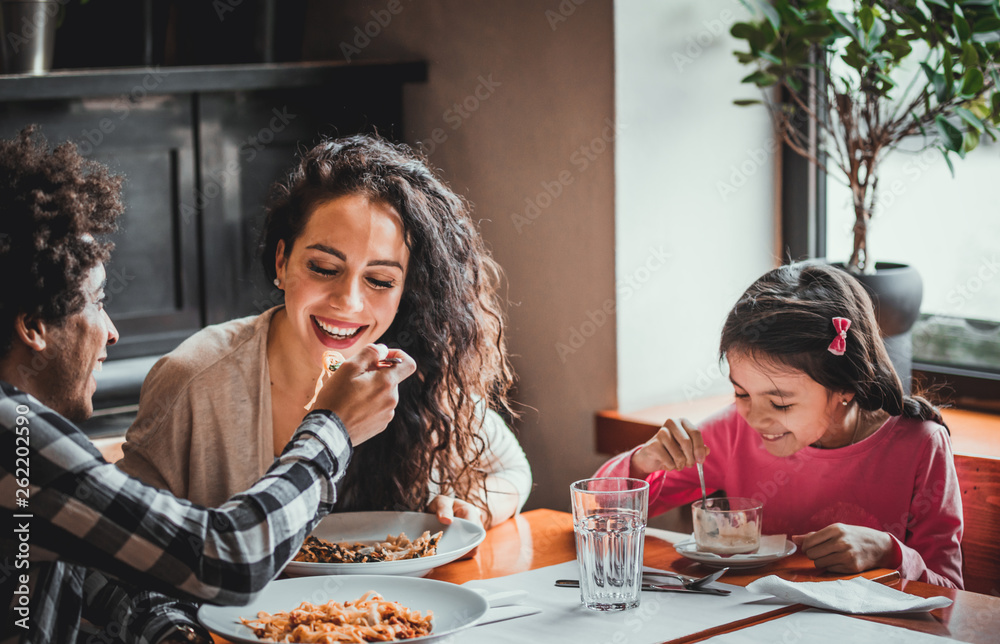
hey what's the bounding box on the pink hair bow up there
[828,317,851,356]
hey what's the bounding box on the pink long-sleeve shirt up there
[596,405,964,589]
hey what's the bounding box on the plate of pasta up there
[197,574,489,643]
[283,511,487,578]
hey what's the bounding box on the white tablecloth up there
[446,560,793,644]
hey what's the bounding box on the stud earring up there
[273,278,280,288]
[842,400,849,406]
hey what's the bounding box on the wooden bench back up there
[955,454,1000,596]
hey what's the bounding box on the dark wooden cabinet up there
[0,61,426,430]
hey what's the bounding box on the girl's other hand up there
[792,524,900,574]
[629,418,708,479]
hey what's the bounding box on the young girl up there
[596,262,963,588]
[119,134,531,528]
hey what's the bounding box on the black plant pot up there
[834,262,923,395]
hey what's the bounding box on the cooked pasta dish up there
[293,531,443,564]
[241,591,433,642]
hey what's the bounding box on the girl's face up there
[728,351,847,457]
[275,193,409,363]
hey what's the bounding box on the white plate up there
[283,511,486,578]
[198,574,488,643]
[674,537,797,569]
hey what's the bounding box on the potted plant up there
[730,0,1000,386]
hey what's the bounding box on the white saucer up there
[674,536,797,569]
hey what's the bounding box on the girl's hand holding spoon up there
[630,418,709,479]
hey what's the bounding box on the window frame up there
[778,90,999,405]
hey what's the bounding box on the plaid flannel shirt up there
[0,381,352,644]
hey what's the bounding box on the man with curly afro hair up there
[0,125,123,421]
[0,129,415,643]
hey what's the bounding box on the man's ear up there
[14,313,48,353]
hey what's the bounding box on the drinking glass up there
[570,478,648,611]
[692,497,763,555]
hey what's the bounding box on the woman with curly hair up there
[119,134,530,527]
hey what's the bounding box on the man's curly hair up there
[0,126,123,357]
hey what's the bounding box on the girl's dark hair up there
[0,126,122,357]
[719,262,942,425]
[260,134,515,523]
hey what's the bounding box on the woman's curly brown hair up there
[0,126,123,356]
[261,134,516,525]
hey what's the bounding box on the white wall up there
[304,0,617,512]
[615,0,778,412]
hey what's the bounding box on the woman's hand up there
[428,494,483,527]
[792,524,899,574]
[311,344,416,446]
[629,418,708,479]
[428,495,482,560]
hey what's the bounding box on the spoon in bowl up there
[696,461,708,509]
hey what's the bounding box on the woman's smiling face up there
[728,351,847,456]
[275,193,409,363]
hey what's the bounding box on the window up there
[782,137,1000,404]
[825,137,1000,377]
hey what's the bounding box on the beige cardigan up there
[118,307,532,510]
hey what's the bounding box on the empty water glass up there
[570,478,649,611]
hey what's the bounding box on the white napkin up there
[745,575,953,614]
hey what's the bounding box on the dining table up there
[213,508,1000,643]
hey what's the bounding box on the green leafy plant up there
[732,0,1000,273]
